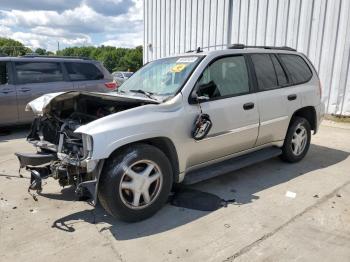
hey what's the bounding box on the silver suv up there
[16,45,325,222]
[0,55,113,127]
[112,71,134,86]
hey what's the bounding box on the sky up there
[0,0,143,51]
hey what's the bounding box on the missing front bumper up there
[15,151,104,205]
[15,152,57,168]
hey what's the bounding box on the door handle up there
[0,89,14,94]
[288,94,297,101]
[19,88,31,92]
[243,102,255,110]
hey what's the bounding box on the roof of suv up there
[0,55,97,63]
[171,44,300,58]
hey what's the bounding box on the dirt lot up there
[0,120,350,262]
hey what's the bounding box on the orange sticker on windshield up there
[171,64,186,73]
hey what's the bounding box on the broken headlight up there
[82,134,94,158]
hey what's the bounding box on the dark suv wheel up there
[280,117,311,163]
[98,143,173,222]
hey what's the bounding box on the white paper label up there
[176,57,198,63]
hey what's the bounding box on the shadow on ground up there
[39,186,77,201]
[0,125,30,142]
[47,144,349,240]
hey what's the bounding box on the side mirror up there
[192,113,212,140]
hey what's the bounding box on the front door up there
[0,61,18,126]
[186,55,260,167]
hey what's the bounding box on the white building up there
[143,0,350,116]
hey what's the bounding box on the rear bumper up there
[315,102,325,134]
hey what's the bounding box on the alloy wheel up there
[291,124,308,156]
[119,160,163,209]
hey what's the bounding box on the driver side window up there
[196,56,250,99]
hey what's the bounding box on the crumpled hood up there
[26,91,159,116]
[26,92,65,115]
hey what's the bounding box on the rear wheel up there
[280,117,311,163]
[98,143,173,222]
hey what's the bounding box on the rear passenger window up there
[279,54,312,84]
[251,54,278,90]
[15,62,64,84]
[65,62,104,81]
[0,62,9,85]
[271,55,288,86]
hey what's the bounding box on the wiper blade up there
[129,89,156,100]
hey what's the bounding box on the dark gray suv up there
[0,56,114,126]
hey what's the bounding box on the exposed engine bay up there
[16,91,157,202]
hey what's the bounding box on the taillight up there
[318,80,322,99]
[104,82,117,90]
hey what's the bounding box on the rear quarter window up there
[65,62,104,81]
[279,54,313,84]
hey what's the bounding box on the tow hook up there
[29,170,42,191]
[28,167,51,193]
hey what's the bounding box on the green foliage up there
[0,37,143,73]
[0,37,32,56]
[57,45,143,72]
[34,48,54,56]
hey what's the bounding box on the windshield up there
[118,56,201,97]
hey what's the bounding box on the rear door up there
[64,62,111,92]
[250,53,301,146]
[14,61,73,123]
[0,61,18,126]
[278,54,314,111]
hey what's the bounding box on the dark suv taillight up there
[104,82,118,90]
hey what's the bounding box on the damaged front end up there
[15,91,156,203]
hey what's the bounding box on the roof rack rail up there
[228,44,296,51]
[21,54,91,60]
[185,47,204,53]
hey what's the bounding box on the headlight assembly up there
[82,134,94,158]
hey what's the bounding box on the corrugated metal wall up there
[144,0,350,115]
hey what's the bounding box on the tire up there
[98,143,173,222]
[280,116,311,163]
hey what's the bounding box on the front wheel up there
[98,143,173,222]
[280,117,311,163]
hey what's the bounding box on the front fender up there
[94,131,178,160]
[74,94,185,161]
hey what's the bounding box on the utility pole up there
[57,41,60,52]
[227,0,233,46]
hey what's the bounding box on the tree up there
[117,46,143,72]
[0,37,32,56]
[57,45,143,73]
[0,37,144,72]
[35,48,47,55]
